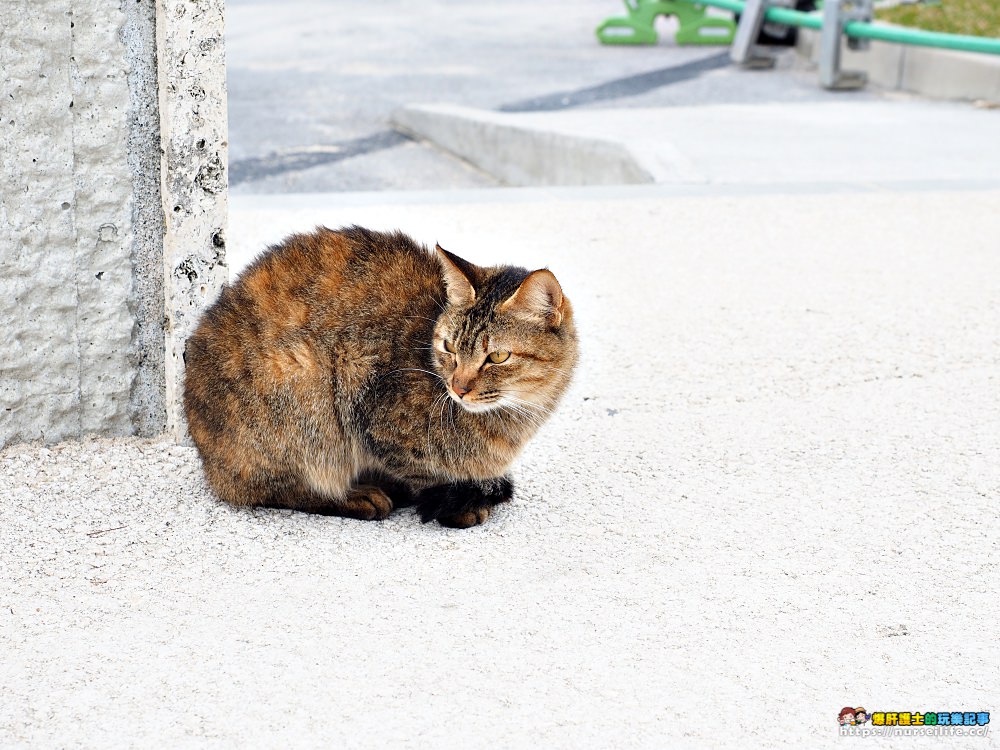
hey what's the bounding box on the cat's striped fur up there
[183,226,577,528]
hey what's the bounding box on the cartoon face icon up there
[854,708,868,724]
[839,707,856,725]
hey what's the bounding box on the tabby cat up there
[183,226,578,528]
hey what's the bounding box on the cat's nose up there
[451,376,474,397]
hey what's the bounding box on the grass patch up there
[876,1,1000,38]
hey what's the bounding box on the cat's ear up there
[502,269,566,327]
[435,244,477,306]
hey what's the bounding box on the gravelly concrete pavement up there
[4,186,998,748]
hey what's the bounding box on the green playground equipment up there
[597,0,736,46]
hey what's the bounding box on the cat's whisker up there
[504,401,550,430]
[496,390,553,417]
[539,365,574,379]
[430,297,447,314]
[498,398,546,430]
[500,390,547,405]
[514,397,547,418]
[380,367,447,386]
[502,404,544,431]
[512,401,552,418]
[439,392,453,435]
[426,390,451,458]
[438,393,462,446]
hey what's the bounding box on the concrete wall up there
[0,0,227,448]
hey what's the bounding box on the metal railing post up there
[819,0,873,89]
[731,0,796,68]
[731,0,772,67]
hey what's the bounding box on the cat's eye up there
[443,340,456,354]
[488,350,511,364]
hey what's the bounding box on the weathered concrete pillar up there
[157,0,229,441]
[0,0,228,448]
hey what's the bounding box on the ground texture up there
[3,188,998,748]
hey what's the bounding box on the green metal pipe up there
[765,6,822,30]
[844,18,1000,55]
[678,0,1000,55]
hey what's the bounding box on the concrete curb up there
[796,27,1000,103]
[392,101,1000,189]
[391,104,654,187]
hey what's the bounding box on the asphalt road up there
[226,0,877,193]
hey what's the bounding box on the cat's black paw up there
[416,476,513,526]
[439,506,492,529]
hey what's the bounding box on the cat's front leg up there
[416,476,514,528]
